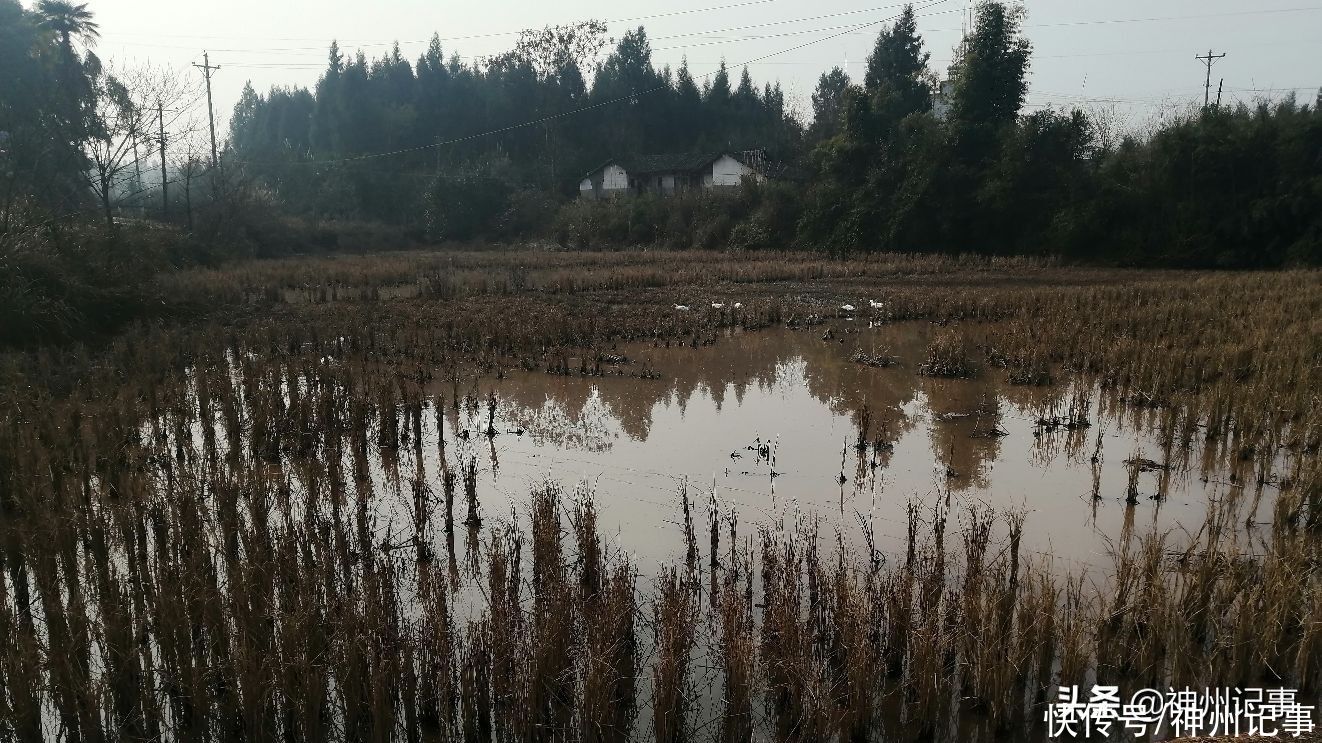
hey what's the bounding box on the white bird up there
[840,304,856,312]
[733,302,743,309]
[674,304,690,311]
[869,299,884,309]
[711,302,725,309]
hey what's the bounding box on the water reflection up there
[401,322,1272,576]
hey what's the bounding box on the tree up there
[673,57,702,137]
[85,64,200,227]
[0,0,100,216]
[594,27,658,100]
[704,60,732,110]
[809,67,851,141]
[87,70,146,226]
[512,20,607,89]
[171,132,210,232]
[591,27,663,156]
[948,1,1031,161]
[1,0,78,222]
[311,43,346,153]
[864,5,932,129]
[35,0,100,134]
[35,0,99,65]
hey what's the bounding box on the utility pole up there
[193,51,221,168]
[1215,78,1224,108]
[131,131,142,210]
[1196,49,1226,110]
[158,102,168,217]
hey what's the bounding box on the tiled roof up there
[625,152,725,175]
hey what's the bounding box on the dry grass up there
[0,250,1317,741]
[918,327,978,378]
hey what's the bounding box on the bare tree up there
[85,62,200,228]
[1083,102,1134,152]
[510,20,609,83]
[170,129,210,232]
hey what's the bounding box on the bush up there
[550,185,791,251]
[424,174,513,242]
[0,221,179,346]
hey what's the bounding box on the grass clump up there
[918,328,978,378]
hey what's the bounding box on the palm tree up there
[35,1,101,173]
[35,0,99,53]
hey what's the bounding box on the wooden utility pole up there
[1196,49,1226,110]
[158,102,168,217]
[193,51,221,168]
[1216,78,1224,108]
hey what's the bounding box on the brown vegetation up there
[0,250,1318,740]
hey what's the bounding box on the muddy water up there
[394,321,1273,581]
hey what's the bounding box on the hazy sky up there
[66,0,1322,145]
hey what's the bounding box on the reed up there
[652,567,696,743]
[580,560,638,743]
[716,551,756,743]
[918,328,977,378]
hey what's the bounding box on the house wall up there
[583,157,765,198]
[602,164,629,192]
[710,155,762,186]
[580,163,632,199]
[932,79,955,121]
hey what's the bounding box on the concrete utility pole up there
[1196,49,1226,110]
[158,101,168,217]
[131,132,142,196]
[194,51,221,168]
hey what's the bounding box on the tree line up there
[2,0,1320,269]
[227,21,801,232]
[226,3,1321,267]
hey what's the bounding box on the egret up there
[869,299,884,309]
[674,304,690,311]
[733,302,743,309]
[712,302,725,309]
[841,304,856,312]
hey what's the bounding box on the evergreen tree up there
[863,5,932,131]
[809,67,851,141]
[948,1,1031,162]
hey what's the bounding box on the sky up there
[58,0,1322,146]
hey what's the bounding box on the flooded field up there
[405,322,1272,579]
[2,255,1317,742]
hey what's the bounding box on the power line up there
[651,8,967,52]
[103,4,1322,56]
[646,2,927,43]
[212,8,965,65]
[109,2,928,58]
[218,38,1322,71]
[99,0,796,53]
[1021,6,1322,31]
[211,7,956,62]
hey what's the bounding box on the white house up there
[578,151,767,200]
[932,79,956,121]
